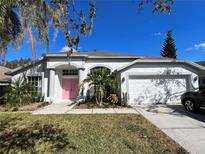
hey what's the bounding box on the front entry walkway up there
[32,102,138,115]
[135,104,205,154]
[33,101,74,114]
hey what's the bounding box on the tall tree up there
[0,0,96,59]
[139,0,174,13]
[0,58,32,69]
[161,30,177,58]
[0,0,174,60]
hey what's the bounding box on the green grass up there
[0,102,50,112]
[0,113,187,154]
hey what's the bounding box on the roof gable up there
[0,66,12,82]
[117,59,205,72]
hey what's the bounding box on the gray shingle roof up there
[0,66,12,82]
[7,50,177,75]
[47,50,171,60]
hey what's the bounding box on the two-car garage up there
[128,75,190,106]
[118,60,204,106]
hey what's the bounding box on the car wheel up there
[184,100,196,112]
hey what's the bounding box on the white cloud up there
[185,47,193,51]
[194,42,205,50]
[186,42,205,51]
[59,46,77,52]
[153,32,162,36]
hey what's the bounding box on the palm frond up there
[0,0,96,60]
[27,26,36,59]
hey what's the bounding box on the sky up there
[5,0,205,62]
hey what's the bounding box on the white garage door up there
[128,75,189,106]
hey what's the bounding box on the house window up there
[62,70,78,76]
[90,67,111,74]
[27,76,42,94]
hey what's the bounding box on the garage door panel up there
[128,76,188,106]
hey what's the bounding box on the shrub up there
[107,94,118,104]
[2,76,38,107]
[10,107,19,112]
[37,102,50,108]
[82,68,118,105]
[32,92,44,102]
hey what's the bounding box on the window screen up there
[27,76,42,94]
[62,70,78,76]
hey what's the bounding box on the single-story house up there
[0,66,12,103]
[7,50,205,106]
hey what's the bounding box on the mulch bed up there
[73,102,130,109]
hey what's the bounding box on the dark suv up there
[181,89,205,112]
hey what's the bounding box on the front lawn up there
[0,113,187,154]
[0,102,50,112]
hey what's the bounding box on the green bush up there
[2,76,39,107]
[82,68,118,106]
[10,107,19,112]
[107,94,118,104]
[32,92,44,102]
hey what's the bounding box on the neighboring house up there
[196,61,205,89]
[0,66,12,103]
[7,50,205,106]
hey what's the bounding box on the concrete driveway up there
[135,104,205,154]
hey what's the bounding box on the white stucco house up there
[7,50,205,106]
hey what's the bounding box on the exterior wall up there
[11,57,202,104]
[44,58,84,102]
[11,63,48,100]
[12,64,43,81]
[47,58,84,69]
[44,57,134,102]
[120,63,199,104]
[82,59,134,97]
[52,69,79,102]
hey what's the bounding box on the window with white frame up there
[62,70,78,76]
[27,76,42,94]
[90,67,111,74]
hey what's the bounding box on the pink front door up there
[62,78,78,99]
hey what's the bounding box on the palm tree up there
[83,68,117,105]
[0,0,96,60]
[2,76,33,106]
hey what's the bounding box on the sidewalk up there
[33,105,138,115]
[65,108,138,114]
[33,101,74,114]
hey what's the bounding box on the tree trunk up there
[95,97,99,105]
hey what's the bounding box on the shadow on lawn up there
[0,117,76,153]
